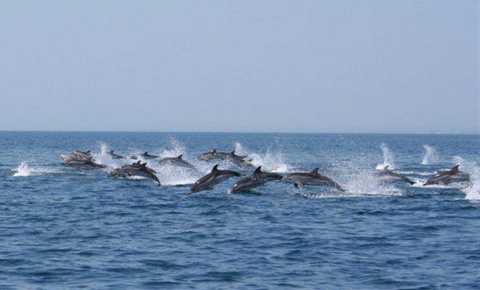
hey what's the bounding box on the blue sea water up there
[1,132,479,290]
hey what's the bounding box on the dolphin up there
[284,168,344,191]
[424,165,469,186]
[198,149,253,168]
[377,165,415,185]
[158,154,198,171]
[140,152,159,159]
[111,161,161,184]
[61,150,105,168]
[230,166,283,193]
[190,164,241,193]
[108,150,125,159]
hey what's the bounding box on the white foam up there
[376,143,395,170]
[421,145,439,165]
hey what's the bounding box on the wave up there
[12,162,60,177]
[376,143,395,170]
[234,142,290,173]
[421,145,439,165]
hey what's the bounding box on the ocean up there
[1,132,479,289]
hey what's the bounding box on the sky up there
[0,0,478,133]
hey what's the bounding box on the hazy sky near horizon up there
[0,1,478,133]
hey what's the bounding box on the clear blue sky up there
[0,0,478,133]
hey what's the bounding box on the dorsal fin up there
[311,168,319,175]
[384,165,390,170]
[211,149,216,154]
[451,164,460,172]
[211,164,219,172]
[177,154,183,159]
[144,151,148,155]
[254,166,262,175]
[231,150,236,155]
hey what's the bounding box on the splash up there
[92,142,123,170]
[159,138,186,159]
[234,142,290,173]
[453,156,480,201]
[153,165,200,186]
[421,145,439,165]
[13,162,33,177]
[344,170,401,196]
[376,143,395,170]
[13,162,59,177]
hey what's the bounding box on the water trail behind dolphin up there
[234,142,289,173]
[421,145,439,165]
[376,143,395,170]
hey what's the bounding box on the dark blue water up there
[1,132,479,289]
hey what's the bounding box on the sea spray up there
[234,142,290,173]
[94,142,121,170]
[453,156,480,201]
[13,162,60,177]
[345,170,401,196]
[13,162,33,177]
[159,138,186,159]
[376,143,395,170]
[422,145,439,165]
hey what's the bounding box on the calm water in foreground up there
[1,132,479,289]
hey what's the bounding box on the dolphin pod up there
[61,150,106,168]
[111,161,161,184]
[60,147,471,194]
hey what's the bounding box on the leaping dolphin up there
[190,164,241,193]
[230,166,283,193]
[377,165,415,185]
[424,165,469,186]
[111,161,161,184]
[158,154,198,171]
[284,168,344,191]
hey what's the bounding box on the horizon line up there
[0,130,478,136]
